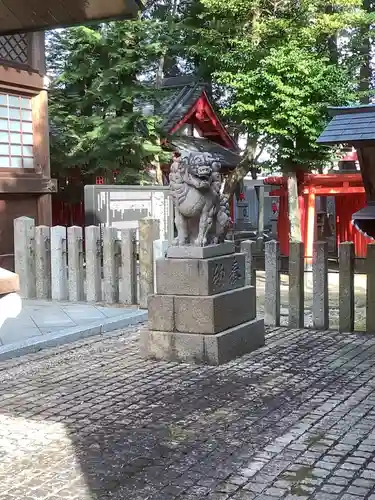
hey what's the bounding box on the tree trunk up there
[153,0,179,186]
[222,135,259,197]
[359,0,372,104]
[287,171,301,242]
[151,148,164,185]
[325,5,339,64]
[152,52,166,185]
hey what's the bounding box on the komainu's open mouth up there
[197,166,212,178]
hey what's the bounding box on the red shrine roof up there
[157,76,241,170]
[342,151,358,162]
[159,76,238,151]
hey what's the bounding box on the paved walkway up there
[0,326,375,499]
[0,299,147,359]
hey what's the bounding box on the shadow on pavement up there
[0,327,374,499]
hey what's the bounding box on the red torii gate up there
[264,172,369,261]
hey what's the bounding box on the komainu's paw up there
[194,237,207,247]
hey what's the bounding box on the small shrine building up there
[264,167,368,261]
[53,76,241,226]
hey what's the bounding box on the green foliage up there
[47,0,375,188]
[47,22,171,184]
[217,42,354,170]
[185,0,368,174]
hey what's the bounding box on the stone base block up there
[156,253,245,296]
[0,268,19,295]
[140,319,265,365]
[167,242,235,260]
[148,286,256,334]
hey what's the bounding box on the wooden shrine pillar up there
[305,188,316,267]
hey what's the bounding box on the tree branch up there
[222,134,260,196]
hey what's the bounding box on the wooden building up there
[0,32,52,271]
[159,76,240,183]
[0,0,141,270]
[267,103,375,261]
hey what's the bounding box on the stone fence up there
[13,216,164,309]
[241,239,374,332]
[13,215,374,332]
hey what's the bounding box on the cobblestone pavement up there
[1,327,375,500]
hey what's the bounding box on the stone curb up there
[0,310,148,362]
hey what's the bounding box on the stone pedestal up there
[141,245,265,365]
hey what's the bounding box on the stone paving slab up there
[0,326,375,499]
[0,299,146,345]
[0,300,147,360]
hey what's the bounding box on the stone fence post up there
[312,241,329,330]
[51,226,68,300]
[153,239,169,293]
[35,225,51,299]
[139,218,160,309]
[366,243,375,333]
[14,217,36,298]
[120,229,137,305]
[68,226,84,302]
[264,240,280,326]
[240,240,257,316]
[102,227,119,304]
[289,241,304,328]
[240,240,256,288]
[339,242,354,333]
[85,226,102,302]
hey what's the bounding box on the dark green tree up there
[47,21,171,186]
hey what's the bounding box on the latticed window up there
[0,93,34,169]
[0,34,28,64]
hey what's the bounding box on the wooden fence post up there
[289,241,304,328]
[265,240,280,326]
[339,242,355,332]
[366,243,375,333]
[312,241,329,330]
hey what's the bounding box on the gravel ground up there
[255,272,367,331]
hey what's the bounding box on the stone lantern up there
[318,105,375,238]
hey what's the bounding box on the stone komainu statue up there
[169,152,230,246]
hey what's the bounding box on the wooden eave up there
[0,0,142,35]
